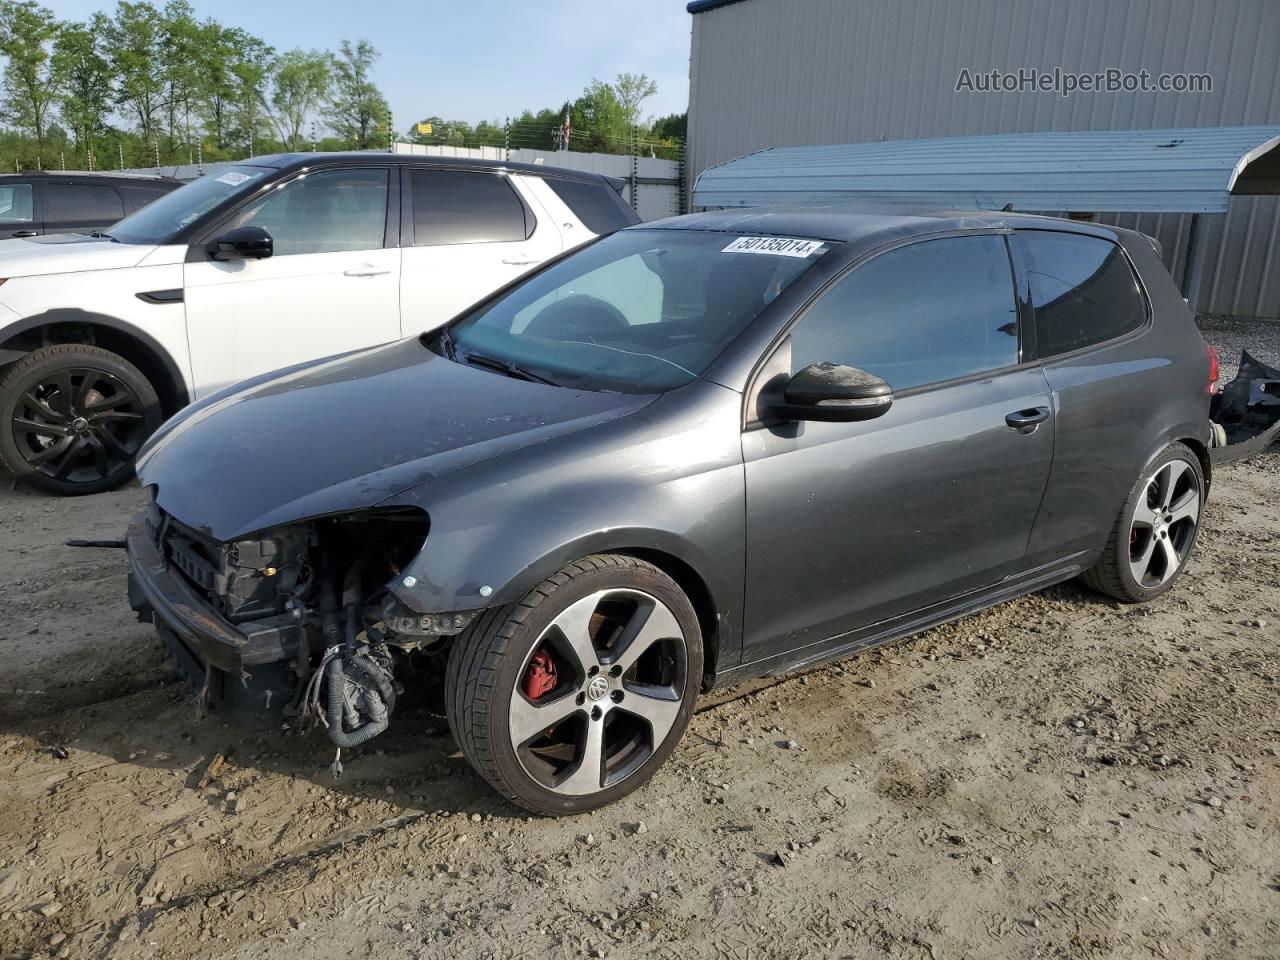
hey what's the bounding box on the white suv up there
[0,153,638,494]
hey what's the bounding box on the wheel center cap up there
[71,417,89,434]
[586,675,609,702]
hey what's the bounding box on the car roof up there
[241,151,625,190]
[637,206,1133,247]
[0,171,179,184]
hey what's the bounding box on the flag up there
[560,110,571,152]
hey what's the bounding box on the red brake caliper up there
[523,650,558,700]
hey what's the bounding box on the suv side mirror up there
[765,362,893,422]
[207,225,273,261]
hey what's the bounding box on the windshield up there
[109,166,273,244]
[445,229,831,393]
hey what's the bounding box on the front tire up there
[0,344,161,496]
[1079,442,1205,602]
[445,555,702,816]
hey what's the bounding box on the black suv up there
[0,172,180,238]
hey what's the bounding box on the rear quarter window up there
[1016,231,1147,356]
[410,169,530,245]
[46,182,125,223]
[546,177,634,234]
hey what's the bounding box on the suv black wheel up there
[1079,442,1205,603]
[0,344,162,496]
[445,555,702,816]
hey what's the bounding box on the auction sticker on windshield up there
[215,171,253,186]
[722,236,826,258]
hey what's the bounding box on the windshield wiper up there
[88,230,115,240]
[463,351,558,386]
[436,326,457,360]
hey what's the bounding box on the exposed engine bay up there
[128,499,473,774]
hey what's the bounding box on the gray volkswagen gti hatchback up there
[126,209,1215,815]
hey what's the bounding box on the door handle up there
[12,230,39,237]
[343,265,391,277]
[1005,406,1051,432]
[501,257,542,266]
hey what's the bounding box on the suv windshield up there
[109,166,272,244]
[445,229,830,393]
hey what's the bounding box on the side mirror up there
[765,362,893,422]
[207,225,273,261]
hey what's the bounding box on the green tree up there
[572,81,626,151]
[102,1,166,148]
[651,112,686,142]
[224,30,273,155]
[266,49,329,151]
[324,38,388,150]
[159,0,205,154]
[0,0,59,147]
[51,15,112,163]
[614,72,657,128]
[197,23,271,151]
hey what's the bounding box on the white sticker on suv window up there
[215,171,252,186]
[722,236,826,258]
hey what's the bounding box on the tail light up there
[1207,344,1221,395]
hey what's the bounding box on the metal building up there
[686,0,1280,322]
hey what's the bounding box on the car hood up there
[0,233,157,276]
[137,338,653,541]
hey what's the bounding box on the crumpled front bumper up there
[125,510,301,677]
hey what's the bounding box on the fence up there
[122,143,685,222]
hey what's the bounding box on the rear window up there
[411,170,530,245]
[1016,231,1147,356]
[46,183,124,224]
[547,177,633,233]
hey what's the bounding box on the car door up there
[1013,229,1158,565]
[741,233,1055,665]
[399,168,563,335]
[183,165,400,397]
[44,181,125,235]
[0,180,39,238]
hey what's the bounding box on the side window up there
[231,167,388,256]
[1016,231,1147,356]
[0,183,34,223]
[546,177,631,233]
[411,170,529,245]
[790,235,1019,392]
[46,183,124,224]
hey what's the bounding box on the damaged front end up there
[126,497,470,764]
[1210,350,1280,465]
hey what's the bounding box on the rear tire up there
[445,555,702,816]
[0,344,161,496]
[1079,442,1204,602]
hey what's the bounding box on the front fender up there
[384,383,748,668]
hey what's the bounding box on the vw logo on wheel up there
[586,675,610,702]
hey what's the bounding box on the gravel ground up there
[0,326,1276,960]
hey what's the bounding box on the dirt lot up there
[1,327,1277,960]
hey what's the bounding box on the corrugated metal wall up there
[687,0,1280,320]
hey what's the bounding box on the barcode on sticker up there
[722,236,826,258]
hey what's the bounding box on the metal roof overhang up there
[692,126,1280,214]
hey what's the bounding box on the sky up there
[48,0,694,130]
